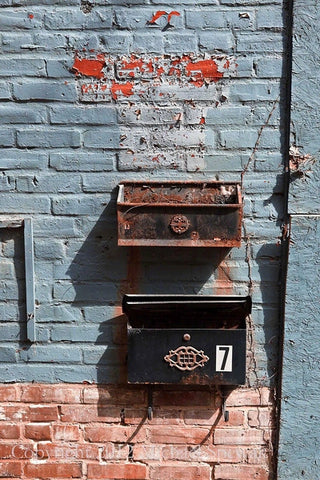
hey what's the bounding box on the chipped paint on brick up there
[72,55,105,79]
[73,53,236,101]
[111,81,134,100]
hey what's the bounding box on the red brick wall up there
[0,384,275,479]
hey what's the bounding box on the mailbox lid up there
[123,294,252,329]
[128,328,246,385]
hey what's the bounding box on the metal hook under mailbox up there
[147,387,153,421]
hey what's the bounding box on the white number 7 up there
[216,345,233,372]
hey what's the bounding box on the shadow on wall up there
[0,227,27,340]
[65,186,234,385]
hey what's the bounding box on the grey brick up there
[44,8,113,30]
[228,81,280,101]
[256,7,283,29]
[0,105,47,124]
[50,105,117,125]
[19,345,81,363]
[83,129,120,149]
[2,33,33,52]
[0,12,43,30]
[50,323,113,342]
[255,56,283,78]
[17,129,81,148]
[0,346,17,362]
[220,128,258,148]
[0,324,20,341]
[118,106,183,126]
[0,194,50,213]
[117,152,185,171]
[0,58,46,77]
[0,150,47,170]
[101,32,131,54]
[199,31,235,52]
[32,33,68,50]
[186,10,225,29]
[36,304,83,323]
[33,217,79,238]
[50,152,114,171]
[0,129,15,147]
[0,82,11,100]
[46,59,74,78]
[206,105,251,125]
[83,346,126,365]
[236,32,283,53]
[164,34,198,54]
[16,173,82,194]
[132,33,164,54]
[35,240,65,260]
[13,81,77,102]
[52,195,108,216]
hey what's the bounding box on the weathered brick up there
[0,424,20,439]
[214,464,269,480]
[50,152,114,171]
[17,129,81,148]
[0,105,46,124]
[13,81,77,101]
[0,58,46,76]
[87,463,147,480]
[150,465,211,480]
[25,423,51,441]
[50,105,117,125]
[44,9,113,30]
[149,426,211,444]
[25,463,82,479]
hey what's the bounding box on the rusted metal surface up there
[117,181,242,247]
[123,294,251,385]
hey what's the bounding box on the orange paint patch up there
[111,81,134,100]
[167,11,180,23]
[72,55,105,79]
[186,59,224,86]
[148,10,167,24]
[200,117,206,125]
[28,13,34,19]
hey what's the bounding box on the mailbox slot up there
[117,181,242,247]
[123,295,251,385]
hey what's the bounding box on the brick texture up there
[0,384,275,480]
[0,0,286,478]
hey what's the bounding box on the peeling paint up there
[186,60,224,87]
[147,11,167,25]
[111,81,134,100]
[72,55,105,79]
[289,146,315,178]
[74,53,236,101]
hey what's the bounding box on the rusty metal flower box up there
[123,294,251,385]
[117,181,242,247]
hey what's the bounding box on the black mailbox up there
[123,294,251,386]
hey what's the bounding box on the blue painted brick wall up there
[0,0,286,385]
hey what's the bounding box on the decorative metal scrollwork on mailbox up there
[169,215,190,235]
[164,346,209,371]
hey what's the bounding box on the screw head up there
[183,333,191,341]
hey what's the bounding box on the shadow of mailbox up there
[123,294,252,386]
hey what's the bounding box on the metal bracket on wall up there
[0,218,36,342]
